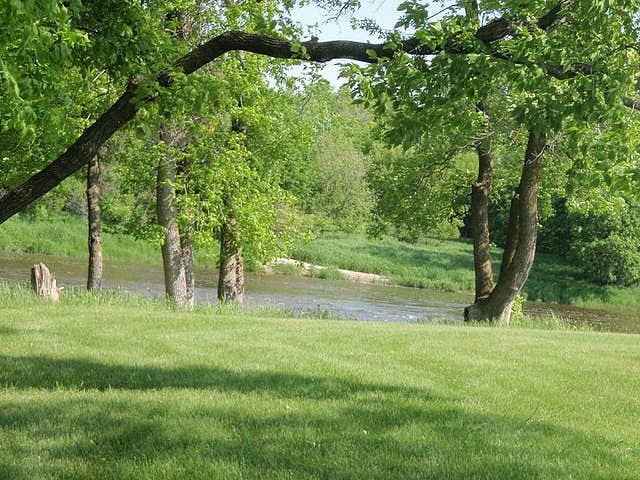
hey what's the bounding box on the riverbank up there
[2,215,639,313]
[292,232,640,312]
[0,214,218,265]
[0,291,637,479]
[268,258,389,284]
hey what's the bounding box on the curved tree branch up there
[0,1,587,223]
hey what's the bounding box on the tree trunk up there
[466,0,495,302]
[181,235,195,309]
[465,130,548,323]
[499,192,520,281]
[470,113,495,301]
[216,107,247,305]
[217,220,245,304]
[156,154,189,307]
[86,155,103,291]
[174,150,195,309]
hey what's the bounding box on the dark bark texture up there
[465,130,548,322]
[0,2,575,224]
[470,102,495,301]
[86,155,103,291]
[466,5,496,303]
[499,192,520,281]
[471,139,495,301]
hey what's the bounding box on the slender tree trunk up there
[157,154,189,307]
[499,192,520,280]
[465,130,548,322]
[470,110,495,301]
[217,219,244,304]
[86,155,103,291]
[181,235,195,309]
[173,150,195,309]
[216,107,246,305]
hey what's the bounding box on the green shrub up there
[274,263,303,276]
[308,266,345,280]
[510,294,526,323]
[575,234,640,286]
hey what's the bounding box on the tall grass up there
[0,283,598,332]
[508,313,593,331]
[0,214,159,262]
[0,283,296,319]
[0,214,219,265]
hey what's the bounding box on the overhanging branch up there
[0,0,605,224]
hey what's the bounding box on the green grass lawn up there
[293,232,640,311]
[0,290,638,479]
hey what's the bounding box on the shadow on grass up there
[0,327,17,335]
[0,355,432,400]
[0,355,633,479]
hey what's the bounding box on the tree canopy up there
[2,0,640,319]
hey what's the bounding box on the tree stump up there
[30,263,60,301]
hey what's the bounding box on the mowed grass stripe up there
[0,298,638,479]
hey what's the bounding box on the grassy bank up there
[0,215,159,262]
[0,290,637,479]
[0,215,217,265]
[293,232,640,311]
[2,216,639,311]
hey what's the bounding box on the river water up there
[1,252,639,333]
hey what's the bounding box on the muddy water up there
[1,252,639,333]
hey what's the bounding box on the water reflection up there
[1,252,638,333]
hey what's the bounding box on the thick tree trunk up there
[466,0,494,302]
[470,116,495,301]
[156,154,189,307]
[217,220,244,304]
[465,130,548,323]
[86,155,103,291]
